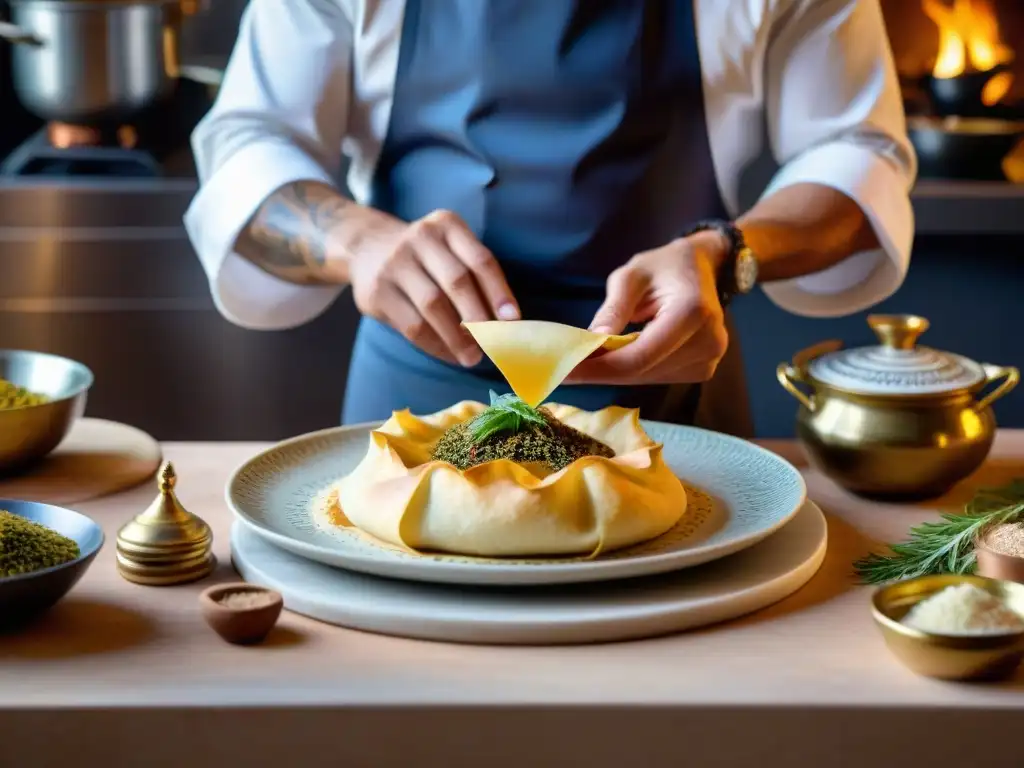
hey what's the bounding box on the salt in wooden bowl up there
[199,582,283,645]
[975,524,1024,584]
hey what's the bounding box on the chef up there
[184,0,915,436]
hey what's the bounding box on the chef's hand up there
[343,208,520,366]
[567,232,729,385]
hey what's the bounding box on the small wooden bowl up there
[871,574,1024,681]
[975,532,1024,584]
[199,582,283,645]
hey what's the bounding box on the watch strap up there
[683,219,747,308]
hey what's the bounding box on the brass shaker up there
[116,461,216,585]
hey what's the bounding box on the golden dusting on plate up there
[312,485,410,555]
[320,487,350,528]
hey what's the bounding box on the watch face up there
[735,247,758,293]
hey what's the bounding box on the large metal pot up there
[0,0,199,125]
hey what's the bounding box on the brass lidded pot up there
[777,314,1019,499]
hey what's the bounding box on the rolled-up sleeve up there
[183,0,353,330]
[758,0,917,318]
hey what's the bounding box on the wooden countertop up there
[3,435,1024,768]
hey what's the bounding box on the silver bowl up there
[0,350,93,473]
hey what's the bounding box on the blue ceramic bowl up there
[0,499,104,627]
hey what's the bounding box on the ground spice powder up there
[984,522,1024,558]
[0,378,48,410]
[0,510,80,577]
[218,591,276,610]
[431,408,614,472]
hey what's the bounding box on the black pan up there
[922,64,1013,119]
[908,116,1024,181]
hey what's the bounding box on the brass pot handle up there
[975,364,1020,412]
[777,363,816,412]
[777,340,840,414]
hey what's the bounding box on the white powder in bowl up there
[901,583,1024,635]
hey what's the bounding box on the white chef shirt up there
[184,0,917,331]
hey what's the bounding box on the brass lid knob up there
[116,462,216,586]
[867,314,930,351]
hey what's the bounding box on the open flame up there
[922,0,1014,105]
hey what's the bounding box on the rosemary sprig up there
[468,391,546,443]
[853,479,1024,585]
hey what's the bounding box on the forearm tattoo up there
[235,181,350,284]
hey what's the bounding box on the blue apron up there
[342,0,741,428]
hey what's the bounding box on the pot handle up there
[0,22,43,46]
[975,364,1020,412]
[776,363,816,412]
[776,339,843,413]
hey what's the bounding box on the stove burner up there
[1,129,163,178]
[48,123,101,150]
[46,123,140,151]
[0,78,213,179]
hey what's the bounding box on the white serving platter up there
[231,499,827,645]
[227,419,806,586]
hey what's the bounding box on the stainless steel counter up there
[0,180,361,441]
[913,180,1024,235]
[0,179,194,231]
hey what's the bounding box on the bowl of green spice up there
[0,499,104,627]
[0,349,94,473]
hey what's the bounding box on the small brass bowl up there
[871,574,1024,681]
[0,350,93,473]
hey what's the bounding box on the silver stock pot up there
[0,0,202,125]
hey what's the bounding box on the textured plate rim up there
[225,419,807,585]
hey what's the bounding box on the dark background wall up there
[732,233,1024,437]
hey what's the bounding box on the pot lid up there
[805,315,985,396]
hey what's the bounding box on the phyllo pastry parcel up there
[331,320,687,558]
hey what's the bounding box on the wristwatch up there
[684,219,759,309]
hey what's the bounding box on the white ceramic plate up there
[231,500,827,644]
[226,419,806,586]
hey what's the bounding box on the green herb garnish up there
[468,391,547,443]
[853,479,1024,585]
[431,393,615,471]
